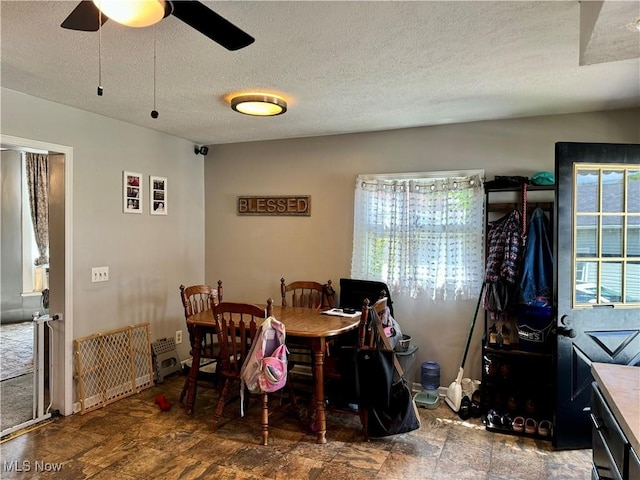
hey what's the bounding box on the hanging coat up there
[519,208,554,306]
[484,209,523,312]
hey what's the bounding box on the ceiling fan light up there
[231,94,287,116]
[92,0,168,28]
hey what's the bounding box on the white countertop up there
[591,362,640,455]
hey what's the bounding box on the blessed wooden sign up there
[237,196,311,216]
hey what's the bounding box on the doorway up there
[0,134,73,437]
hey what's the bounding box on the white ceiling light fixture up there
[230,94,287,116]
[92,0,170,28]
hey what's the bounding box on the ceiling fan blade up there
[61,1,109,31]
[170,1,255,51]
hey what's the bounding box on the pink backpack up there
[240,316,288,415]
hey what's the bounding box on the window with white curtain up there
[351,170,485,301]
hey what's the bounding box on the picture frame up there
[150,175,167,215]
[123,171,143,214]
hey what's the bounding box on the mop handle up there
[461,282,485,369]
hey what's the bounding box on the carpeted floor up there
[0,373,33,431]
[0,321,33,381]
[0,322,34,432]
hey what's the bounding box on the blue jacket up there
[519,208,554,305]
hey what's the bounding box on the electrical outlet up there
[91,266,109,282]
[175,330,183,345]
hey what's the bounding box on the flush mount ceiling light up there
[230,94,287,116]
[92,0,170,28]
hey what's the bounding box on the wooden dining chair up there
[178,281,223,404]
[211,299,300,445]
[210,299,286,445]
[280,278,336,388]
[210,301,262,436]
[280,278,335,309]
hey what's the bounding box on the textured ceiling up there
[1,1,639,146]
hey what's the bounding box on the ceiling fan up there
[61,0,255,51]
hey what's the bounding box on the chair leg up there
[212,378,231,431]
[286,379,298,408]
[307,394,317,430]
[179,376,188,404]
[282,378,311,431]
[261,392,269,446]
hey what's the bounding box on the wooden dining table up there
[184,300,361,443]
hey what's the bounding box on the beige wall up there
[1,87,206,363]
[2,83,637,404]
[204,108,640,385]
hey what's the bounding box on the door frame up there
[0,134,73,416]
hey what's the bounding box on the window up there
[351,170,485,300]
[573,166,640,306]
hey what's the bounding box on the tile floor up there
[0,373,592,479]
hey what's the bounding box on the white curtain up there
[351,171,485,301]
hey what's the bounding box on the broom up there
[444,282,485,412]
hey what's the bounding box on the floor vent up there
[74,323,153,414]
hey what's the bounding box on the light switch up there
[91,266,109,282]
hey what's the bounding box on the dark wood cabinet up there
[591,380,639,480]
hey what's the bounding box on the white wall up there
[204,108,640,386]
[1,87,205,361]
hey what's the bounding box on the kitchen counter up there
[591,362,640,455]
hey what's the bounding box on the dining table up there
[184,299,362,444]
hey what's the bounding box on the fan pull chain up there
[151,25,159,119]
[97,3,103,96]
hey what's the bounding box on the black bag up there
[367,376,421,438]
[335,299,420,438]
[331,345,394,408]
[356,348,394,409]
